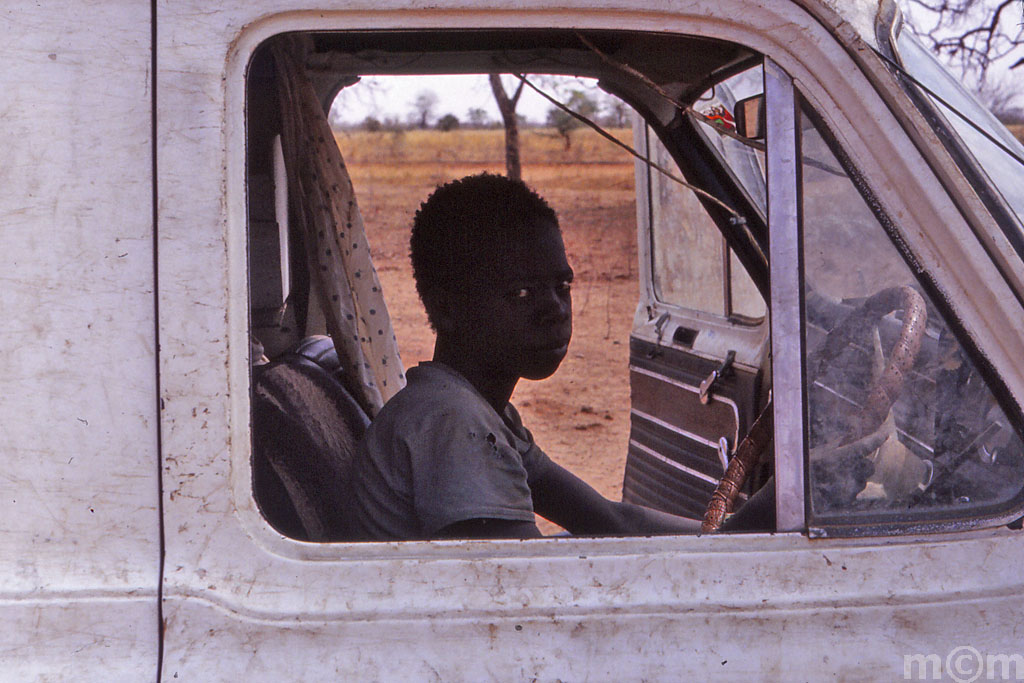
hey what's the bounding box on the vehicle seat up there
[252,335,371,541]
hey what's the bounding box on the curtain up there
[272,41,405,414]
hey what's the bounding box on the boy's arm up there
[529,459,701,535]
[435,518,544,539]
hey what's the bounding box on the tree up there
[602,98,631,128]
[411,90,439,129]
[466,107,490,128]
[436,113,460,131]
[902,0,1023,90]
[489,74,526,180]
[546,89,600,150]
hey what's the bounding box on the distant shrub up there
[436,113,460,131]
[547,90,599,150]
[363,116,383,132]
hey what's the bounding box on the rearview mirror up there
[734,94,765,140]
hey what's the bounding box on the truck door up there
[623,65,771,519]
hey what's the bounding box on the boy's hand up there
[529,459,700,535]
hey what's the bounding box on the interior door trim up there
[631,408,728,452]
[629,364,741,434]
[628,439,721,486]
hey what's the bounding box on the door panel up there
[150,5,1024,679]
[625,335,762,518]
[630,359,741,449]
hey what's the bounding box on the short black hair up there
[410,173,559,329]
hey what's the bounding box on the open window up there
[244,28,1024,542]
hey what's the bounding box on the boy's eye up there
[557,280,572,293]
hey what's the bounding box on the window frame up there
[230,15,1024,565]
[764,56,808,532]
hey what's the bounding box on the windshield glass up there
[896,32,1024,228]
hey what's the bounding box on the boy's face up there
[445,220,573,382]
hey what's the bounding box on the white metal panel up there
[155,0,1024,678]
[811,0,883,49]
[161,530,1024,679]
[765,58,806,532]
[0,0,160,676]
[2,600,157,682]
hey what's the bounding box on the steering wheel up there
[702,285,927,532]
[809,285,928,435]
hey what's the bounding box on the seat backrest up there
[252,337,371,541]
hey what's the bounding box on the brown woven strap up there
[701,402,774,534]
[858,286,926,433]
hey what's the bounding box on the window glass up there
[649,132,725,314]
[693,64,766,218]
[897,32,1024,227]
[650,65,766,320]
[799,101,1024,523]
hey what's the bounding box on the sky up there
[329,74,598,127]
[901,0,1024,108]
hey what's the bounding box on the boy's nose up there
[535,287,571,324]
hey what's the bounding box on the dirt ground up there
[339,129,640,512]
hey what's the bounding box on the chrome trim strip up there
[628,439,721,486]
[766,58,806,532]
[629,364,741,445]
[631,408,721,451]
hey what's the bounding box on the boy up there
[350,173,698,540]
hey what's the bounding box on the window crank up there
[699,350,736,404]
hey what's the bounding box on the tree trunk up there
[488,74,525,181]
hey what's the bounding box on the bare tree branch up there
[903,0,1023,84]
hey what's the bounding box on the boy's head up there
[411,173,573,380]
[411,173,560,329]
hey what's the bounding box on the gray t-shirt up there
[350,362,554,540]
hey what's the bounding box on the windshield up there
[895,32,1024,232]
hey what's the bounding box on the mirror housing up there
[734,94,765,140]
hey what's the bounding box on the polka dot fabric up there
[273,42,406,414]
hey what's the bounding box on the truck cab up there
[3,0,1023,679]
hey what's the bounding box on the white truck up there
[3,0,1024,679]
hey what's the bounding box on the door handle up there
[699,350,736,404]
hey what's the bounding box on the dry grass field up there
[336,126,641,514]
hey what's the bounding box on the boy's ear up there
[433,308,457,336]
[426,292,459,336]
